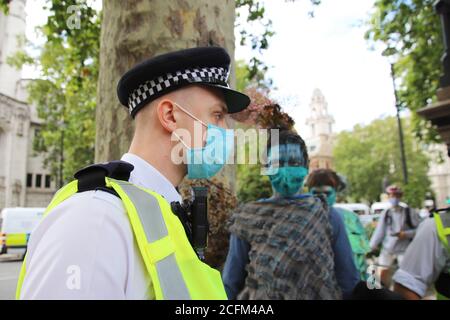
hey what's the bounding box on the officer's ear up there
[156,99,177,133]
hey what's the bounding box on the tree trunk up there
[96,0,237,268]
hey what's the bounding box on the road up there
[0,254,22,300]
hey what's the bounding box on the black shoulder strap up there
[384,208,392,226]
[384,207,415,229]
[405,206,414,229]
[74,160,134,197]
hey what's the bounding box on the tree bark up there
[96,0,237,267]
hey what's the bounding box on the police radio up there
[170,186,209,261]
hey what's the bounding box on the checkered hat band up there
[128,66,229,113]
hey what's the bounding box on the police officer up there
[392,211,450,300]
[16,47,250,299]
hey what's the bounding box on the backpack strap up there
[384,208,392,226]
[384,207,415,230]
[74,160,135,197]
[404,206,415,229]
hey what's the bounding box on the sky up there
[235,0,401,135]
[22,0,400,134]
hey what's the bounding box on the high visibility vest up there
[16,177,227,300]
[434,212,450,300]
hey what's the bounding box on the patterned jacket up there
[227,195,342,300]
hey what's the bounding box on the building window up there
[35,174,42,188]
[45,175,51,188]
[26,174,33,188]
[34,128,42,140]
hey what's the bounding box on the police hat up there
[117,47,250,118]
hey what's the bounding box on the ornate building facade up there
[427,144,450,207]
[0,0,55,210]
[304,89,335,170]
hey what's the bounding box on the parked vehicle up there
[0,207,45,255]
[371,201,408,215]
[334,203,370,215]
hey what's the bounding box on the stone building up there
[0,0,55,210]
[304,88,335,170]
[302,89,450,208]
[426,144,450,208]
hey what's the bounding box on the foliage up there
[0,0,10,14]
[257,103,295,130]
[7,0,100,186]
[366,0,443,144]
[333,116,432,208]
[235,59,271,92]
[236,161,273,203]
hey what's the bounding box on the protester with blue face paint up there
[223,130,342,300]
[306,169,365,296]
[369,185,419,288]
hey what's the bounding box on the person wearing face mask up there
[305,169,361,298]
[369,185,419,288]
[419,199,435,220]
[222,130,342,300]
[16,47,250,300]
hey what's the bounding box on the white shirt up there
[393,217,450,298]
[20,153,181,299]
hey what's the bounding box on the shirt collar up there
[121,153,181,203]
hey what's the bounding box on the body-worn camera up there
[171,187,209,261]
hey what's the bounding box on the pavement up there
[0,253,23,300]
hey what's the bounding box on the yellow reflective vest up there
[434,212,450,300]
[16,177,227,300]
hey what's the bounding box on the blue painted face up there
[268,167,308,196]
[265,144,309,197]
[310,186,337,206]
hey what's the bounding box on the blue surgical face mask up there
[311,186,337,206]
[173,102,234,179]
[389,198,400,207]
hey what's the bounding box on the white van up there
[334,203,372,226]
[334,203,370,215]
[0,207,45,254]
[371,202,389,215]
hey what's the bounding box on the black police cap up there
[117,47,250,118]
